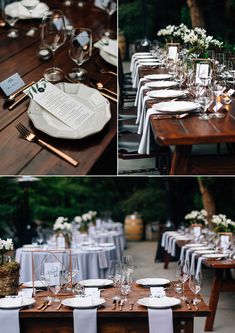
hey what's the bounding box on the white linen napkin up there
[179,245,187,262]
[74,308,97,333]
[134,78,148,106]
[130,53,153,72]
[98,251,108,269]
[148,308,173,333]
[138,108,158,154]
[136,89,151,126]
[195,256,204,279]
[0,309,20,333]
[94,39,117,58]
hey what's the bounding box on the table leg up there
[204,269,223,331]
[164,251,171,269]
[170,145,192,175]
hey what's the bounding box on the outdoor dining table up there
[161,236,235,331]
[138,66,235,175]
[0,0,117,175]
[18,283,210,333]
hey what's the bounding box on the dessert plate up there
[137,296,180,308]
[136,278,170,286]
[79,279,113,287]
[62,297,105,309]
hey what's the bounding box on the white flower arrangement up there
[74,211,98,232]
[211,214,235,233]
[53,216,72,232]
[0,238,14,252]
[185,209,208,225]
[157,24,176,38]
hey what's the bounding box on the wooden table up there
[161,237,235,331]
[19,283,210,333]
[0,1,117,175]
[138,67,235,175]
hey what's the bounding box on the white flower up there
[0,239,3,250]
[82,213,92,221]
[74,216,82,223]
[0,238,14,251]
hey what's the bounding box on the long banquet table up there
[0,0,117,175]
[19,283,210,333]
[137,66,235,175]
[161,232,235,331]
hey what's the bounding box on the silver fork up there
[15,123,79,167]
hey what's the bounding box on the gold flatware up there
[185,299,192,310]
[129,302,134,310]
[112,299,116,310]
[7,81,35,102]
[152,113,189,120]
[56,302,63,310]
[89,78,117,96]
[119,299,125,311]
[8,94,29,110]
[37,300,48,310]
[15,123,79,167]
[100,69,117,77]
[191,299,198,311]
[100,91,117,103]
[41,300,52,311]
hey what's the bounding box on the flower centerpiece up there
[185,209,208,226]
[157,24,177,43]
[53,216,72,248]
[211,214,235,234]
[0,238,20,296]
[74,211,97,233]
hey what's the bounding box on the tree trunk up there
[197,178,216,224]
[187,0,205,28]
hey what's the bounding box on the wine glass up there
[212,80,226,118]
[68,27,92,81]
[120,269,132,302]
[3,0,20,38]
[122,255,134,274]
[108,261,123,301]
[176,260,189,301]
[189,272,202,304]
[41,10,67,82]
[21,0,40,37]
[99,0,117,40]
[199,86,214,120]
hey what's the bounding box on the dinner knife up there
[7,81,35,102]
[100,91,117,103]
[8,94,29,111]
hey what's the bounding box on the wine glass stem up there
[52,51,55,71]
[107,14,111,33]
[182,281,185,299]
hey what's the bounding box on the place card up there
[213,102,223,112]
[168,46,178,61]
[196,63,210,84]
[192,226,201,237]
[220,235,230,249]
[0,73,25,96]
[24,80,94,129]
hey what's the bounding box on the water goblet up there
[41,10,67,82]
[3,0,20,38]
[68,27,92,81]
[99,0,117,40]
[21,0,40,36]
[198,86,214,120]
[176,259,189,301]
[189,272,202,304]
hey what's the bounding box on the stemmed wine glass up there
[212,80,226,118]
[3,0,20,38]
[122,255,134,273]
[68,27,92,81]
[100,0,117,40]
[189,272,202,304]
[120,269,132,302]
[176,259,189,301]
[21,0,40,37]
[198,86,214,120]
[41,10,67,82]
[108,261,123,301]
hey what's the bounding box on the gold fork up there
[15,123,79,167]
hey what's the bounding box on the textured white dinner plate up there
[137,296,180,309]
[79,279,113,287]
[28,82,111,139]
[191,247,211,251]
[184,243,205,248]
[5,2,49,19]
[23,281,46,288]
[136,278,170,286]
[138,59,160,63]
[62,297,105,309]
[99,243,115,247]
[0,298,35,309]
[202,254,227,259]
[134,55,155,59]
[84,247,103,251]
[146,90,185,99]
[99,49,117,66]
[144,74,172,80]
[153,101,200,113]
[134,52,152,56]
[138,62,162,66]
[145,81,178,89]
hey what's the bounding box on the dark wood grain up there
[137,66,235,175]
[0,0,117,175]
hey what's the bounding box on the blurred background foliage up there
[0,177,235,240]
[119,0,235,53]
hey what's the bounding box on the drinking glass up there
[176,260,189,301]
[120,269,132,302]
[199,86,214,120]
[41,10,67,82]
[21,0,40,36]
[122,255,134,273]
[3,0,20,38]
[189,272,202,303]
[108,261,123,301]
[100,0,117,39]
[68,27,92,81]
[212,80,226,118]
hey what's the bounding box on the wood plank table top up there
[138,67,235,175]
[0,1,117,175]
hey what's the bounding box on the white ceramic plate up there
[99,49,117,66]
[62,297,105,309]
[23,280,46,288]
[5,2,49,19]
[84,247,103,251]
[134,55,155,59]
[138,62,162,67]
[147,90,185,99]
[79,279,113,287]
[0,298,35,309]
[28,82,111,139]
[194,250,217,255]
[138,59,160,63]
[184,243,204,248]
[145,81,178,89]
[153,101,200,113]
[202,254,227,259]
[137,296,180,309]
[191,247,211,251]
[136,278,170,286]
[134,52,151,56]
[22,244,39,248]
[99,243,115,247]
[144,74,172,80]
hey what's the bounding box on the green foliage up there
[180,6,191,27]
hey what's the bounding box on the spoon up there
[0,19,6,27]
[4,81,35,102]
